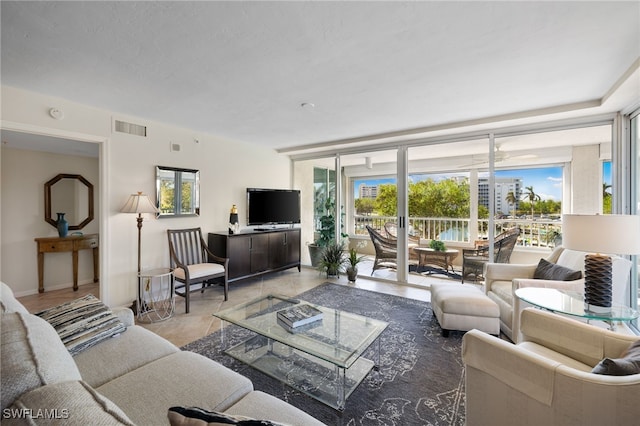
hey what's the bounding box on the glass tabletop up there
[515,287,640,322]
[214,294,388,369]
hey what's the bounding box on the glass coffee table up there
[515,287,640,331]
[214,294,388,410]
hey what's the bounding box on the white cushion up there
[8,381,135,425]
[556,249,588,272]
[1,281,29,314]
[1,313,82,410]
[174,263,225,280]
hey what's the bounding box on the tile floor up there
[17,263,467,348]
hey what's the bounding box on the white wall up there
[1,86,292,306]
[571,145,602,214]
[1,148,99,293]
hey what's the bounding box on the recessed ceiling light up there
[300,102,315,109]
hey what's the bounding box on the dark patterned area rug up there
[182,283,465,426]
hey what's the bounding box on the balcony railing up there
[353,215,562,248]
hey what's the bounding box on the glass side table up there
[137,268,175,323]
[515,287,640,331]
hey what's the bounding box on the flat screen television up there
[246,188,301,226]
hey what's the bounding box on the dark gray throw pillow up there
[592,340,640,376]
[167,407,287,426]
[533,258,582,281]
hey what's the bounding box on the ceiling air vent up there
[114,120,147,137]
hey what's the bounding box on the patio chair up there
[167,227,229,313]
[462,227,521,283]
[383,221,421,262]
[366,225,398,274]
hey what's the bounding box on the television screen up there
[247,188,301,226]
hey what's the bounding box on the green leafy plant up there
[319,241,347,277]
[346,247,366,268]
[316,198,348,248]
[429,239,446,252]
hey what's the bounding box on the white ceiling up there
[1,1,639,156]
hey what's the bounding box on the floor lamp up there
[121,192,159,312]
[562,214,640,312]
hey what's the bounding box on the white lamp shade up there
[562,214,640,255]
[120,192,159,214]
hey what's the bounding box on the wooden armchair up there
[462,227,521,283]
[167,227,229,313]
[366,225,397,274]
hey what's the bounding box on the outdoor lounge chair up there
[462,227,521,283]
[366,225,398,274]
[383,221,421,262]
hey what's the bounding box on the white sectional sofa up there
[0,282,325,426]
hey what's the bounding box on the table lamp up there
[562,214,640,312]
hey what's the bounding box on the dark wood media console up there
[208,228,301,282]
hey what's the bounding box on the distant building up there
[478,177,522,215]
[359,184,379,199]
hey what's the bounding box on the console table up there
[34,234,99,293]
[208,228,300,283]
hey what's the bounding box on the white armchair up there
[484,246,631,342]
[462,308,640,426]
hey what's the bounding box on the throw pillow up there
[35,294,126,356]
[533,258,582,281]
[168,407,287,426]
[592,340,640,376]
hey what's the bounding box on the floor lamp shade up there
[120,192,159,275]
[562,214,640,310]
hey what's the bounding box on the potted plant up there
[429,239,446,252]
[345,247,366,282]
[308,197,348,267]
[318,241,347,278]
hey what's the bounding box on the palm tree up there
[523,186,541,218]
[603,183,612,214]
[505,191,518,217]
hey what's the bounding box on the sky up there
[354,163,612,201]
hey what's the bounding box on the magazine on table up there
[277,304,323,328]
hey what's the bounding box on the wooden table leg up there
[92,247,99,283]
[72,250,79,291]
[37,252,45,293]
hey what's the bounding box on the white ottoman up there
[430,283,500,337]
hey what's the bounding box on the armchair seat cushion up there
[488,281,512,306]
[174,263,225,280]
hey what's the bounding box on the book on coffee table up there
[277,316,322,333]
[277,304,323,328]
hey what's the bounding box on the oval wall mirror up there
[45,173,94,230]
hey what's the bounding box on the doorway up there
[0,124,108,303]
